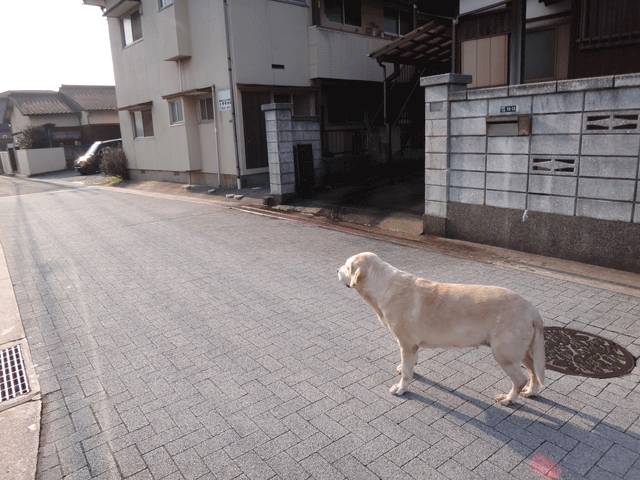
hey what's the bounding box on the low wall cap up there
[421,73,473,87]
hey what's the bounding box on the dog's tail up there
[531,314,545,387]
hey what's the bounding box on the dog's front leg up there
[390,344,418,395]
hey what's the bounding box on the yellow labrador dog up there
[338,252,545,405]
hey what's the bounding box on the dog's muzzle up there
[337,266,351,287]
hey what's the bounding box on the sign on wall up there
[51,130,82,140]
[218,90,232,111]
[500,105,518,113]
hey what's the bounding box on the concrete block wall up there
[422,73,640,272]
[291,115,322,173]
[423,74,473,234]
[262,103,321,203]
[443,74,640,224]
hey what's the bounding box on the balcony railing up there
[579,0,640,49]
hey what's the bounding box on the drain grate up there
[544,327,636,379]
[0,345,31,402]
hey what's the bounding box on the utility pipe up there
[223,0,242,189]
[378,61,391,164]
[212,85,222,188]
[509,0,526,85]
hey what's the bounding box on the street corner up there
[0,336,42,480]
[0,399,41,480]
[0,239,42,480]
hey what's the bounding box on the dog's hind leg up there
[494,362,528,406]
[520,354,540,398]
[390,344,419,395]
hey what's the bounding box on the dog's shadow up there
[410,372,526,411]
[403,373,608,453]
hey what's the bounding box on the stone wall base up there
[268,192,297,205]
[445,202,640,273]
[422,215,446,237]
[128,169,268,189]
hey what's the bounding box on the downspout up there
[451,16,458,73]
[178,59,191,186]
[212,85,222,188]
[378,61,390,164]
[223,0,242,189]
[509,0,526,85]
[81,111,86,145]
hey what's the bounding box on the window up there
[383,8,412,36]
[292,93,311,116]
[169,100,184,125]
[159,0,173,9]
[274,93,312,115]
[324,0,361,27]
[122,10,142,46]
[199,97,214,121]
[132,109,154,138]
[274,94,292,104]
[524,24,570,83]
[524,29,556,82]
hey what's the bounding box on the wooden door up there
[241,91,271,170]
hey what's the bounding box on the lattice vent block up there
[530,156,578,175]
[584,111,640,133]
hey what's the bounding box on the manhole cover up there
[544,327,636,378]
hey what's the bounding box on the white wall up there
[230,0,311,87]
[82,110,119,126]
[309,26,391,81]
[10,109,80,132]
[15,147,66,176]
[0,151,11,174]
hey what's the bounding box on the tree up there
[16,124,53,149]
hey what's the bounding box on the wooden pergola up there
[368,17,453,69]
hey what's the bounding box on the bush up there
[16,125,51,149]
[99,146,129,180]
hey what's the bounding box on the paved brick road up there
[1,178,639,479]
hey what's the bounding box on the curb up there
[0,239,41,480]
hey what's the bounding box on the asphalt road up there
[1,174,639,479]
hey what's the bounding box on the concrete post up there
[262,103,296,204]
[420,73,472,236]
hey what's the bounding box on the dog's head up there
[337,252,378,289]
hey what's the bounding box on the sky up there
[0,1,115,93]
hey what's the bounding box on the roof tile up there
[59,85,117,111]
[9,91,77,115]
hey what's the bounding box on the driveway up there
[0,174,639,479]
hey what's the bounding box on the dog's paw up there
[493,394,512,406]
[396,364,402,374]
[390,384,406,395]
[520,386,539,398]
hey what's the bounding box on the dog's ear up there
[350,268,364,288]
